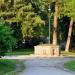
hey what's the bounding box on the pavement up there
[1,55,75,75]
[2,54,75,59]
[17,57,75,75]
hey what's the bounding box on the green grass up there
[0,59,20,75]
[5,48,34,56]
[61,51,75,56]
[64,60,75,71]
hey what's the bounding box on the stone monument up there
[34,44,60,56]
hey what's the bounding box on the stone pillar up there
[52,45,60,56]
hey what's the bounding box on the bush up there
[0,18,17,57]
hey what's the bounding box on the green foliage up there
[64,60,75,71]
[0,18,16,56]
[21,12,45,38]
[0,59,22,75]
[59,0,75,19]
[32,0,48,11]
[32,0,54,39]
[15,2,45,39]
[55,0,75,44]
[0,1,45,40]
[0,0,75,49]
[6,48,33,55]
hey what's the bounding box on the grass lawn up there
[64,60,75,71]
[5,48,34,56]
[0,59,24,75]
[5,49,75,56]
[61,51,75,56]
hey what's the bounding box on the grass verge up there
[64,60,75,71]
[5,48,34,56]
[0,59,25,75]
[61,51,75,56]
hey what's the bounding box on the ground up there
[0,59,24,75]
[17,57,75,75]
[2,56,75,75]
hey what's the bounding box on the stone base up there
[34,44,60,56]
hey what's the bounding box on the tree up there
[52,0,58,46]
[0,18,16,57]
[62,0,75,52]
[11,0,14,7]
[65,18,73,52]
[19,3,45,40]
[0,0,45,47]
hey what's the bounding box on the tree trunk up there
[65,18,73,52]
[53,0,58,46]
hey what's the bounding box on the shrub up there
[0,18,17,57]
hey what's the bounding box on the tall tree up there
[0,0,45,47]
[52,0,58,46]
[59,0,75,51]
[63,0,75,52]
[65,18,73,52]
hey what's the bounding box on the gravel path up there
[18,57,75,75]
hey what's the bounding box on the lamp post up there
[48,0,51,44]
